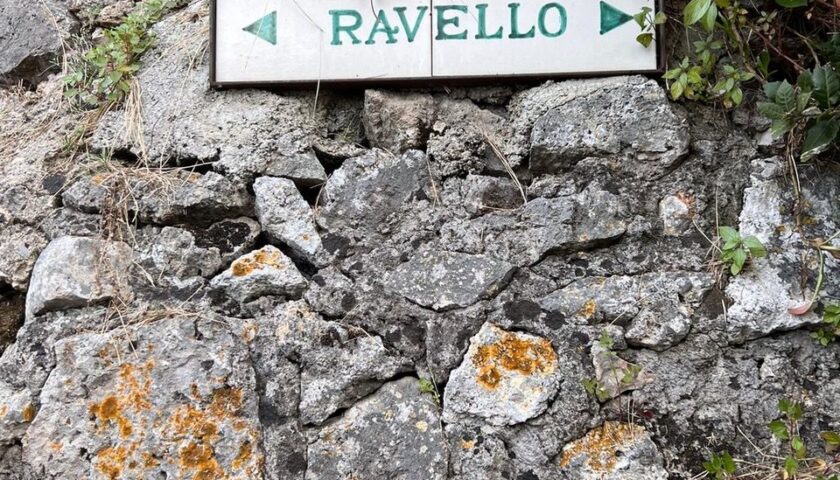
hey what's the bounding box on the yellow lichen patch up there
[90,395,133,437]
[471,330,557,390]
[460,439,477,450]
[558,421,645,473]
[21,404,35,423]
[94,445,130,480]
[231,249,286,277]
[231,441,252,471]
[579,299,597,319]
[208,388,243,418]
[180,441,225,480]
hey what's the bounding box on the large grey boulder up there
[0,0,76,85]
[266,301,412,424]
[254,177,322,264]
[306,377,447,480]
[524,76,688,177]
[385,250,516,312]
[25,236,132,319]
[90,2,317,178]
[22,316,263,479]
[363,89,435,153]
[725,158,840,343]
[558,422,669,479]
[210,246,307,303]
[442,323,561,426]
[317,149,430,239]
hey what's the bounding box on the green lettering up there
[366,10,400,45]
[394,6,429,43]
[435,5,468,40]
[508,3,535,39]
[330,10,363,45]
[475,4,503,39]
[538,3,566,37]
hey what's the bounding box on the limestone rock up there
[22,316,263,479]
[528,76,688,176]
[558,422,668,479]
[25,236,132,319]
[725,158,840,343]
[541,273,712,351]
[363,90,435,153]
[267,301,412,424]
[263,151,327,188]
[385,250,516,312]
[90,2,317,177]
[187,217,261,264]
[210,246,307,303]
[442,323,561,426]
[0,224,48,291]
[39,208,101,240]
[135,225,224,282]
[427,97,516,177]
[0,0,76,85]
[62,171,254,225]
[317,149,430,238]
[254,177,322,263]
[659,194,694,236]
[306,377,447,480]
[462,174,524,216]
[303,267,356,318]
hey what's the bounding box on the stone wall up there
[1,1,839,479]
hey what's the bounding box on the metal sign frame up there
[209,0,665,89]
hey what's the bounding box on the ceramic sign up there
[211,0,661,86]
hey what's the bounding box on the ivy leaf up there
[801,120,839,162]
[770,420,790,440]
[775,0,808,7]
[684,0,712,26]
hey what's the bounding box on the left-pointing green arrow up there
[599,1,633,35]
[243,11,277,45]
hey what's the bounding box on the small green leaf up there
[654,11,667,24]
[784,456,799,476]
[671,80,685,100]
[775,0,808,7]
[731,249,747,275]
[764,81,781,101]
[776,81,797,111]
[770,420,790,439]
[700,2,718,32]
[742,236,766,257]
[684,0,712,26]
[757,102,785,120]
[813,65,840,108]
[718,226,740,243]
[637,33,654,48]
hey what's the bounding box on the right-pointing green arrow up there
[599,1,633,35]
[243,11,278,45]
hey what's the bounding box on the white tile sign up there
[212,0,660,85]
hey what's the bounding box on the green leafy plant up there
[812,304,840,345]
[633,6,666,48]
[64,0,178,108]
[418,377,441,406]
[718,226,767,275]
[769,398,807,476]
[758,65,840,161]
[703,451,737,479]
[582,330,648,403]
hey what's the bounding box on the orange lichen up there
[180,441,224,479]
[558,421,645,473]
[21,404,35,423]
[460,439,477,450]
[94,445,130,480]
[231,441,252,470]
[208,388,243,418]
[231,249,286,277]
[471,329,557,390]
[90,395,133,437]
[579,299,597,319]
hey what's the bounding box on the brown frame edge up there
[208,0,667,89]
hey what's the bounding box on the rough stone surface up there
[363,90,435,153]
[558,422,669,479]
[23,316,263,479]
[386,250,516,311]
[0,224,48,291]
[254,176,322,264]
[210,246,307,303]
[306,377,447,480]
[25,236,132,319]
[526,76,689,177]
[443,323,561,426]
